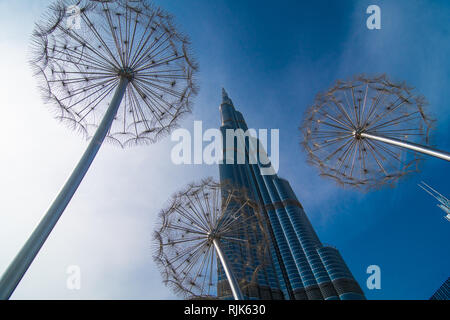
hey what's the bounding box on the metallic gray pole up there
[360,132,450,162]
[0,77,129,300]
[212,238,244,300]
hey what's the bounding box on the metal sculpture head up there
[30,0,198,147]
[301,74,434,190]
[153,178,272,299]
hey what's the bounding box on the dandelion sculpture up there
[301,74,450,190]
[0,0,197,299]
[153,178,272,300]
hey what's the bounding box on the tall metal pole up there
[360,132,450,162]
[0,77,129,300]
[212,238,244,300]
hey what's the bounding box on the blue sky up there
[0,0,448,300]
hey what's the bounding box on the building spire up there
[222,88,233,106]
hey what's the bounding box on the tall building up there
[418,182,450,222]
[430,277,450,300]
[217,89,365,300]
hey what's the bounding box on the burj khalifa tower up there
[217,89,365,300]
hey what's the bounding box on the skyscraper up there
[430,277,450,300]
[419,182,450,222]
[217,89,365,300]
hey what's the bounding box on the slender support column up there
[360,132,450,162]
[212,238,244,300]
[0,77,129,300]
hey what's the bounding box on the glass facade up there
[430,277,450,300]
[217,90,365,300]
